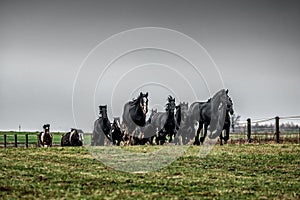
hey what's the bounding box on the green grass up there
[0,144,299,199]
[0,132,93,146]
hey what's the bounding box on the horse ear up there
[140,92,143,97]
[226,89,229,94]
[145,92,148,97]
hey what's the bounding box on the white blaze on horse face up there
[142,97,148,114]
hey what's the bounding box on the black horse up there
[189,89,234,145]
[38,124,52,147]
[111,117,124,146]
[151,96,177,145]
[92,105,112,146]
[122,92,149,145]
[61,128,84,146]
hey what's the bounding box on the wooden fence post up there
[4,134,7,148]
[275,116,280,143]
[25,134,29,148]
[247,118,252,143]
[14,134,17,147]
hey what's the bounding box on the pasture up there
[0,144,299,199]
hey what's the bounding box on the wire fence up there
[232,116,300,144]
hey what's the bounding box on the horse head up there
[225,90,234,115]
[181,102,189,111]
[43,124,50,132]
[99,105,108,119]
[166,95,176,113]
[41,124,52,147]
[113,117,121,129]
[139,92,148,115]
[150,108,157,118]
[178,102,189,122]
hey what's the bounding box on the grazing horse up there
[111,117,124,146]
[151,96,177,145]
[122,92,149,144]
[189,89,233,145]
[92,105,112,146]
[61,128,84,146]
[38,124,52,147]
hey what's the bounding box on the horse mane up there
[129,96,141,106]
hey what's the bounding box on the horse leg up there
[169,130,176,143]
[224,126,229,144]
[194,122,202,145]
[219,131,223,145]
[200,123,208,144]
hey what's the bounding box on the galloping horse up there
[137,108,158,145]
[208,97,234,144]
[38,124,52,147]
[111,117,124,146]
[122,92,149,145]
[174,102,192,144]
[189,89,234,145]
[92,105,112,146]
[61,128,84,146]
[151,96,177,145]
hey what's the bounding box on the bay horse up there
[61,128,84,146]
[189,89,234,145]
[38,124,52,147]
[151,96,177,145]
[122,92,148,145]
[92,105,112,146]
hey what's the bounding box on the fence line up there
[0,133,94,148]
[235,115,300,144]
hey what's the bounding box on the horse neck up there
[167,109,175,118]
[132,103,144,116]
[101,115,109,122]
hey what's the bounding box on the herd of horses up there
[37,89,234,147]
[92,89,234,146]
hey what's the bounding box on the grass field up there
[0,132,92,147]
[0,144,299,199]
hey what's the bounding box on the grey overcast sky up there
[0,0,299,132]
